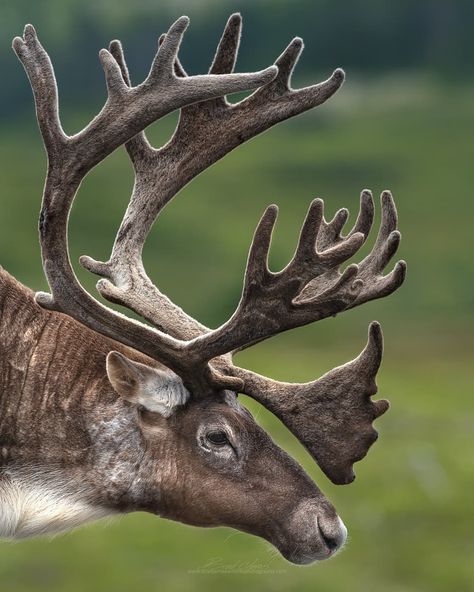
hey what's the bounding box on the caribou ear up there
[106,351,189,417]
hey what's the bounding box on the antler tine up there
[232,321,389,484]
[209,12,242,75]
[107,39,156,168]
[80,14,346,342]
[12,25,66,156]
[147,16,189,82]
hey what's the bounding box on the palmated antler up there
[14,14,406,484]
[232,322,388,484]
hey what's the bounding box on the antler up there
[184,189,405,361]
[12,17,277,388]
[80,14,405,360]
[81,13,345,340]
[14,17,277,176]
[14,14,406,483]
[232,322,389,484]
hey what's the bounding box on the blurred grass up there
[0,76,473,591]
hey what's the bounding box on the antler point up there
[175,15,190,29]
[380,189,395,206]
[396,259,408,277]
[367,320,383,356]
[24,24,37,40]
[369,320,382,334]
[12,37,24,52]
[35,291,55,309]
[109,39,121,52]
[99,47,111,60]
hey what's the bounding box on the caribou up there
[0,14,406,564]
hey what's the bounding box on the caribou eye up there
[206,430,229,446]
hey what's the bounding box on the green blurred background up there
[0,0,473,590]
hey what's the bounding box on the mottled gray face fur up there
[106,350,347,563]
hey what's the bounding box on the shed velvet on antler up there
[13,13,405,486]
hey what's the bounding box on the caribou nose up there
[318,515,347,555]
[278,502,348,564]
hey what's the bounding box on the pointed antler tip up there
[346,262,360,277]
[79,254,92,266]
[174,15,190,29]
[267,204,279,217]
[79,255,109,276]
[352,230,366,243]
[228,12,242,23]
[99,48,111,60]
[378,398,390,413]
[35,290,55,309]
[12,37,24,52]
[24,24,37,39]
[13,24,37,52]
[381,189,395,205]
[396,259,408,276]
[312,196,324,207]
[369,319,382,334]
[368,320,383,352]
[389,229,401,242]
[109,39,122,52]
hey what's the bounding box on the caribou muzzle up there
[266,500,347,565]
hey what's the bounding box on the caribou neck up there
[0,268,168,535]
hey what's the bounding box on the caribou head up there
[1,14,405,563]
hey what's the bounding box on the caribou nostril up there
[319,528,339,552]
[317,517,345,553]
